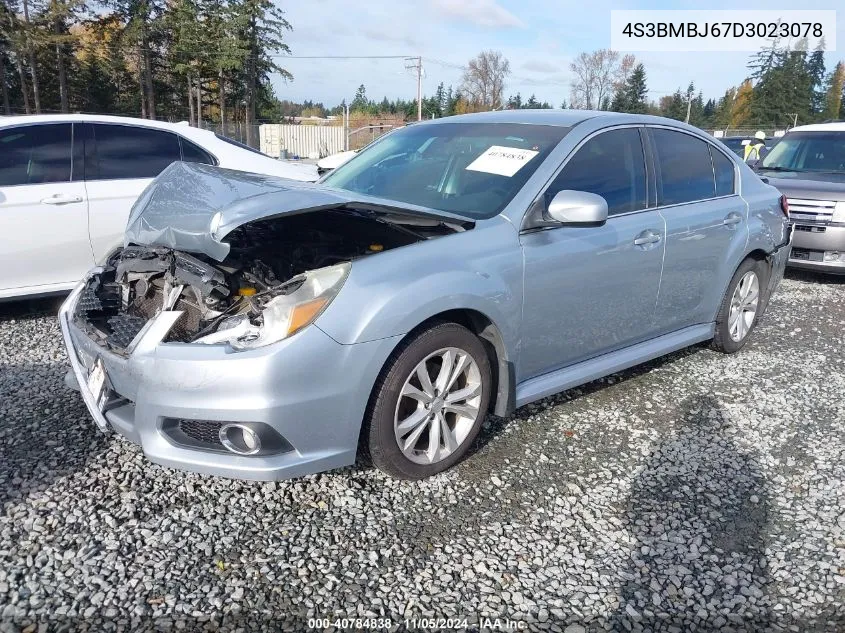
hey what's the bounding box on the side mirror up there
[546,190,608,226]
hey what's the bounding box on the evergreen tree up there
[609,89,625,112]
[351,83,367,111]
[806,40,826,115]
[822,62,845,120]
[622,63,647,113]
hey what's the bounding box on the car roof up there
[0,113,215,138]
[788,122,845,132]
[417,109,712,134]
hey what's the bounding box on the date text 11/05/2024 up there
[307,617,527,630]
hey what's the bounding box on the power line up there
[280,55,414,59]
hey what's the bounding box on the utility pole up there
[344,102,350,151]
[685,94,692,124]
[405,57,423,121]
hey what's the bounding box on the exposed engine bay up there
[74,209,461,352]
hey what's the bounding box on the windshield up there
[760,131,845,173]
[322,122,569,219]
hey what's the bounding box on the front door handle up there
[723,212,743,226]
[41,194,83,205]
[633,230,661,246]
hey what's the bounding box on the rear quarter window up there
[711,147,736,196]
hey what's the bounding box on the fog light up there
[824,251,841,262]
[219,424,262,455]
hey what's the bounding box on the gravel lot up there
[1,271,844,632]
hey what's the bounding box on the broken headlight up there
[197,262,350,350]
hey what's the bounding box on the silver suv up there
[756,123,845,273]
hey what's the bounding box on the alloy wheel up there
[393,347,483,465]
[728,270,759,342]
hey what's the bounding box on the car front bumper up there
[59,275,401,480]
[787,224,845,274]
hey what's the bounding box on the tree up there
[569,49,625,110]
[612,62,647,113]
[1,0,32,112]
[822,61,845,121]
[0,3,15,114]
[659,88,687,121]
[234,0,292,144]
[751,51,812,127]
[351,83,367,111]
[806,40,826,114]
[461,50,510,110]
[731,79,753,127]
[712,87,736,129]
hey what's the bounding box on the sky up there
[274,0,844,109]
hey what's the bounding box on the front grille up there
[794,224,827,233]
[178,419,224,447]
[787,198,836,225]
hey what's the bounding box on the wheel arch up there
[712,248,773,323]
[383,308,515,418]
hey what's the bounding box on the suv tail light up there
[780,195,789,218]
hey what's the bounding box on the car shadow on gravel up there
[611,393,774,632]
[0,295,66,321]
[463,345,704,474]
[784,268,845,286]
[0,362,109,509]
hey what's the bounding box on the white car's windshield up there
[760,131,845,174]
[322,122,569,219]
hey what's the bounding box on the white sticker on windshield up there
[466,146,540,177]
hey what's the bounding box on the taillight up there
[780,195,789,218]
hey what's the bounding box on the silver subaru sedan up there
[60,110,791,480]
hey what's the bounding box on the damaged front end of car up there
[71,162,471,353]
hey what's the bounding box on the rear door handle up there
[723,212,743,226]
[633,231,661,246]
[41,194,83,205]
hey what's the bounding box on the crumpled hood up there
[124,162,473,261]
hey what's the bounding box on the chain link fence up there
[202,122,262,150]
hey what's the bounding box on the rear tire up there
[712,258,767,354]
[364,322,492,480]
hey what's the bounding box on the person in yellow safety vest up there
[744,130,766,163]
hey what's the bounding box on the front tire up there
[364,322,492,479]
[712,258,767,353]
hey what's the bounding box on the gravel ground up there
[0,271,844,632]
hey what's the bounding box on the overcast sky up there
[275,0,843,108]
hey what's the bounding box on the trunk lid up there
[124,162,474,261]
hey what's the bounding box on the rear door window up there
[0,124,73,186]
[180,137,216,165]
[546,127,647,216]
[87,124,182,180]
[651,128,716,205]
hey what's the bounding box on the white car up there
[0,114,318,300]
[316,149,358,176]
